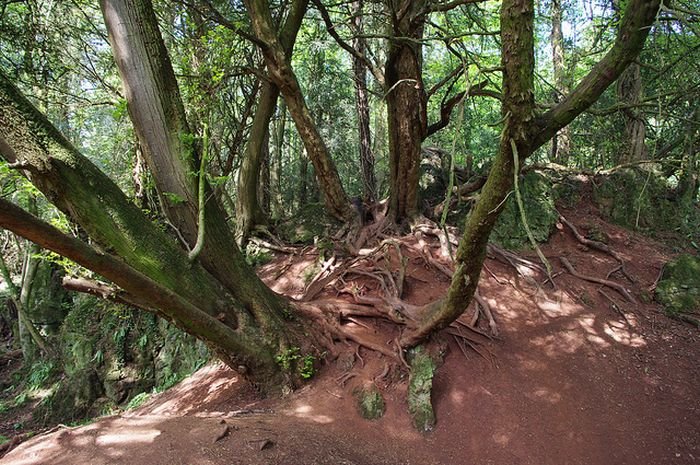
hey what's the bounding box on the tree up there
[244,0,352,221]
[236,1,307,242]
[400,0,661,345]
[0,0,662,396]
[351,0,377,203]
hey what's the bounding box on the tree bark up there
[0,65,297,389]
[351,0,377,202]
[237,81,279,241]
[244,0,351,220]
[100,0,293,341]
[617,62,647,163]
[385,0,428,223]
[236,2,308,241]
[270,101,287,218]
[550,0,571,164]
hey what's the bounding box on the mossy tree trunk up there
[402,0,661,346]
[0,0,317,389]
[244,0,352,221]
[617,62,648,164]
[100,0,295,342]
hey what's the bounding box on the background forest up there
[0,0,698,453]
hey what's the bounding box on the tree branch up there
[312,0,385,87]
[428,0,489,12]
[425,80,502,138]
[531,0,662,150]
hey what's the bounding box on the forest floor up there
[0,197,698,465]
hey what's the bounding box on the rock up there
[655,254,700,316]
[355,385,385,420]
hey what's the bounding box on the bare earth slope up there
[2,203,698,465]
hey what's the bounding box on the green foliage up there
[277,203,338,244]
[125,392,150,410]
[355,386,385,420]
[655,254,700,317]
[162,192,186,205]
[593,168,700,241]
[244,242,273,268]
[275,347,315,379]
[491,171,559,249]
[407,346,437,433]
[0,434,9,445]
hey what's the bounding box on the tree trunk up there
[385,0,428,223]
[236,2,308,241]
[550,0,571,164]
[244,0,351,221]
[351,0,377,203]
[617,62,647,164]
[299,144,309,207]
[401,0,534,345]
[237,82,279,241]
[678,104,699,207]
[402,0,661,347]
[0,46,299,390]
[100,0,294,343]
[270,101,287,218]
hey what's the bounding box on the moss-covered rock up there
[407,347,437,433]
[491,171,558,249]
[355,385,385,420]
[34,295,209,426]
[593,168,700,240]
[655,254,700,316]
[277,203,340,244]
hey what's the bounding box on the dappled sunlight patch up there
[283,403,334,424]
[531,331,588,356]
[527,387,563,404]
[95,428,160,447]
[603,322,646,348]
[492,430,511,446]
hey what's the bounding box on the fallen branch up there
[560,257,636,303]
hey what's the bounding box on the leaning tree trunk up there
[100,0,292,340]
[401,0,661,346]
[236,2,307,242]
[0,74,302,386]
[244,0,351,221]
[385,0,428,223]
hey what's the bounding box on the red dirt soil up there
[1,202,698,465]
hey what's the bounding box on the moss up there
[593,168,700,241]
[407,346,437,432]
[655,254,700,316]
[277,203,340,244]
[355,385,385,420]
[491,171,558,249]
[39,295,209,425]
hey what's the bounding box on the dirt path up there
[2,206,698,465]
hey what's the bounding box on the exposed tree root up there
[557,212,634,283]
[560,257,636,303]
[474,290,499,337]
[598,288,633,326]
